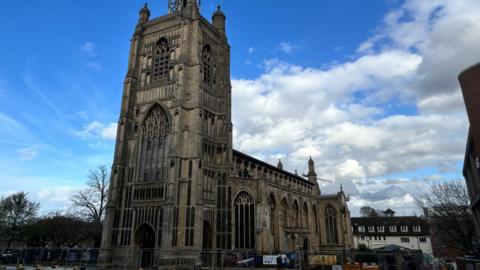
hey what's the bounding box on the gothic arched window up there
[269,193,280,251]
[269,194,276,232]
[281,198,288,228]
[202,45,212,86]
[303,202,308,228]
[153,38,169,80]
[313,205,319,235]
[325,206,338,244]
[138,104,170,182]
[234,191,255,249]
[293,200,299,228]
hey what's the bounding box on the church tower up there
[99,1,232,267]
[307,157,321,194]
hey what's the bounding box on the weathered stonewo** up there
[99,1,353,268]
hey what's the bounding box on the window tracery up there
[153,38,170,80]
[138,104,169,182]
[313,205,319,235]
[325,206,338,244]
[234,191,255,249]
[281,199,288,228]
[269,194,276,232]
[202,45,212,86]
[303,202,308,228]
[293,201,300,228]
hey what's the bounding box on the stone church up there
[99,1,353,268]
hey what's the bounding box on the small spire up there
[340,184,343,192]
[213,4,226,17]
[212,4,226,33]
[138,3,150,23]
[277,159,283,170]
[307,156,317,177]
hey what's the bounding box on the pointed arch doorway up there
[202,220,213,266]
[302,238,309,268]
[135,224,155,268]
[203,220,213,249]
